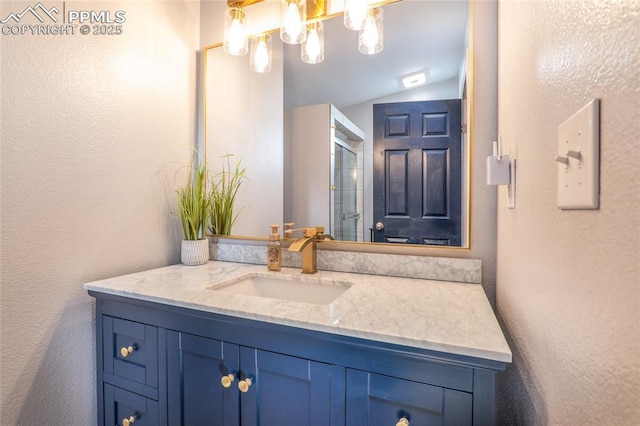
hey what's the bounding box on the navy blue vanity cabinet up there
[167,331,343,425]
[91,291,505,426]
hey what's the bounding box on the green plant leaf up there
[208,154,247,236]
[176,154,210,240]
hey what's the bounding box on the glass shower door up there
[333,141,359,241]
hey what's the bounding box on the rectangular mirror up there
[204,0,472,249]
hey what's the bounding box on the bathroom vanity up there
[85,261,511,426]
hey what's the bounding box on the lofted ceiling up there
[283,0,469,109]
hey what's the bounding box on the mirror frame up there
[202,0,475,255]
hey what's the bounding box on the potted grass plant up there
[176,159,210,265]
[208,155,246,236]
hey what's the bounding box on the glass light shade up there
[280,0,307,44]
[358,7,383,55]
[224,7,248,56]
[344,0,370,30]
[250,35,273,73]
[301,22,324,64]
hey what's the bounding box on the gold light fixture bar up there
[227,0,263,7]
[307,0,326,20]
[227,0,326,20]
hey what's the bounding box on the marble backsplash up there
[209,241,482,284]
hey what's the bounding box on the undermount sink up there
[210,273,353,305]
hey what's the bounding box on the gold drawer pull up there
[120,345,135,358]
[238,378,252,393]
[221,374,235,388]
[396,419,409,426]
[122,415,136,426]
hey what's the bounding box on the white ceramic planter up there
[181,239,209,265]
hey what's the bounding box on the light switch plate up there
[557,99,600,209]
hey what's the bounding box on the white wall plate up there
[556,99,600,209]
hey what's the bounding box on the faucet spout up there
[288,236,314,252]
[287,227,318,274]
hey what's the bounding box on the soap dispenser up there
[267,225,281,271]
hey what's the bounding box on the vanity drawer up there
[104,383,159,426]
[102,316,158,389]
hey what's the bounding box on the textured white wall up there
[496,1,639,424]
[0,1,200,423]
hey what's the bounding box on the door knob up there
[375,222,385,231]
[220,374,235,388]
[238,378,252,393]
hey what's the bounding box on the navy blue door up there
[240,348,344,425]
[373,100,462,246]
[167,332,240,425]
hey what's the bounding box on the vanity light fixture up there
[344,0,370,30]
[224,6,249,56]
[358,7,383,55]
[280,0,307,44]
[402,72,426,88]
[301,21,324,64]
[222,0,387,70]
[250,34,273,73]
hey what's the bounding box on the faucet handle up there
[283,223,295,238]
[303,227,317,238]
[313,226,336,241]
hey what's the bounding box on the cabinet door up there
[346,369,472,426]
[104,384,159,426]
[167,331,240,426]
[240,347,345,426]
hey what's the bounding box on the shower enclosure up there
[332,139,360,241]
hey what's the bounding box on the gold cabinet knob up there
[120,346,134,357]
[238,378,252,393]
[396,419,409,426]
[220,374,235,388]
[122,415,136,426]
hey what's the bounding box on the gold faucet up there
[287,226,328,274]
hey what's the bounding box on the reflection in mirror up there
[205,0,470,247]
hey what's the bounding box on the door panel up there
[346,369,472,426]
[385,150,410,216]
[373,100,462,246]
[241,347,344,426]
[423,149,448,217]
[167,332,240,426]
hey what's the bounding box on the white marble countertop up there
[84,261,511,363]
